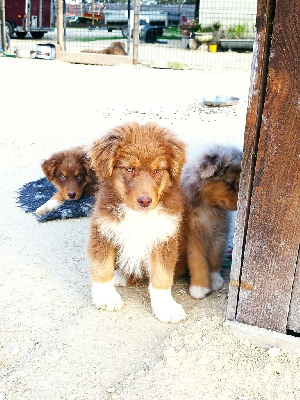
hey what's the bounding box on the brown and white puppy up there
[88,122,187,323]
[177,144,242,299]
[81,41,127,55]
[36,147,97,216]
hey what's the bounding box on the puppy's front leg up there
[187,234,211,299]
[149,243,186,323]
[88,226,123,311]
[36,192,64,216]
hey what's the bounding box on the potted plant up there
[220,23,255,51]
[189,21,221,50]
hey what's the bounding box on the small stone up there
[267,347,281,357]
[10,347,20,355]
[0,393,5,400]
[196,321,202,327]
[202,336,209,343]
[107,387,116,393]
[163,347,176,359]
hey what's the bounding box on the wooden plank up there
[287,251,300,333]
[234,0,300,333]
[224,321,300,357]
[56,49,133,66]
[227,0,275,321]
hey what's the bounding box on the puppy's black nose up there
[68,192,76,199]
[137,195,152,208]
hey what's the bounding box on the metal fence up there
[3,0,257,70]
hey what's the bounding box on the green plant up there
[235,23,247,39]
[226,23,248,39]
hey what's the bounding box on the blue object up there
[17,177,95,223]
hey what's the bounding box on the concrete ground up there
[1,57,299,400]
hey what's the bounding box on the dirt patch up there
[1,57,299,400]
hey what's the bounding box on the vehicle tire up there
[5,21,14,38]
[31,32,44,39]
[16,32,27,39]
[121,24,129,38]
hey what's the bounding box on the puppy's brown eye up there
[154,169,161,174]
[125,167,134,173]
[60,175,66,180]
[227,181,235,189]
[76,174,83,180]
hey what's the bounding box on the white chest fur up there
[97,204,180,277]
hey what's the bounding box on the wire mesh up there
[4,0,257,70]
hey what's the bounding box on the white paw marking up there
[210,272,224,291]
[189,285,211,299]
[36,199,62,216]
[149,284,186,323]
[114,270,128,287]
[92,280,124,311]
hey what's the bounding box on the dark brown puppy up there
[36,147,97,216]
[176,144,242,299]
[87,122,187,323]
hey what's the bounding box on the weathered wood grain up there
[232,0,300,333]
[287,251,300,333]
[227,0,275,320]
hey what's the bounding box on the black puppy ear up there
[199,153,221,179]
[41,156,59,181]
[89,134,120,181]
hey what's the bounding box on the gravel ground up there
[1,57,300,400]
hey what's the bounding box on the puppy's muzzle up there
[68,191,77,200]
[137,195,152,208]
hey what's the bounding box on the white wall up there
[199,0,257,35]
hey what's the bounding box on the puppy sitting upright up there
[36,147,97,216]
[179,144,242,299]
[88,122,187,323]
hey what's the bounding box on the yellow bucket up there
[209,44,217,53]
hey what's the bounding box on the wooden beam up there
[227,0,300,333]
[56,49,133,66]
[224,321,300,357]
[227,0,275,321]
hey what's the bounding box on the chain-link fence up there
[2,0,257,70]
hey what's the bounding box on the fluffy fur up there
[81,41,127,55]
[87,122,187,323]
[36,147,97,216]
[176,144,242,299]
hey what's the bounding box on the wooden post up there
[0,0,6,52]
[57,0,64,51]
[92,0,95,26]
[227,0,300,334]
[132,0,140,65]
[127,0,131,56]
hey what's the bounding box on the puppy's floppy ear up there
[89,133,120,181]
[166,135,186,182]
[199,153,222,179]
[41,155,59,181]
[80,151,93,176]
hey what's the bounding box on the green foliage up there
[226,23,248,39]
[159,26,181,39]
[72,36,124,42]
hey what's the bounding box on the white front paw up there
[210,272,224,292]
[36,204,48,216]
[149,285,186,323]
[189,285,211,299]
[92,280,124,311]
[36,199,62,216]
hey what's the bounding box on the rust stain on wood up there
[230,280,255,291]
